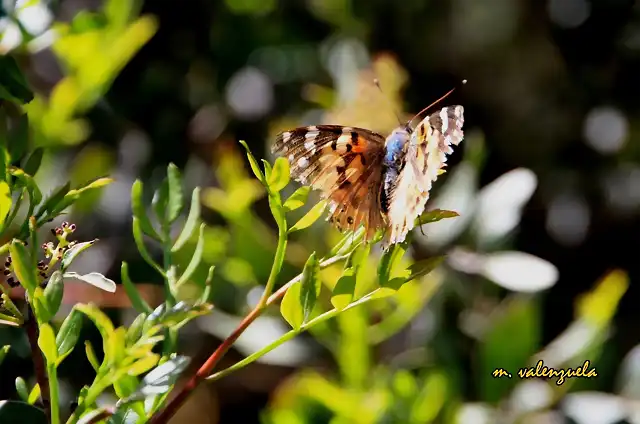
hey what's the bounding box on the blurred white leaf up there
[480,251,558,293]
[616,345,640,399]
[509,380,553,414]
[416,162,479,249]
[455,403,495,424]
[197,310,313,366]
[448,249,558,293]
[63,272,116,293]
[562,392,627,424]
[473,168,537,244]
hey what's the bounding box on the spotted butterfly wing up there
[383,105,465,247]
[272,125,386,240]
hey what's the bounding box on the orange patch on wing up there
[352,136,369,153]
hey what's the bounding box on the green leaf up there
[27,385,40,405]
[0,181,12,226]
[132,217,164,276]
[33,287,53,323]
[299,252,320,322]
[60,239,97,271]
[268,192,286,230]
[133,355,190,397]
[84,341,100,372]
[380,277,407,290]
[9,240,37,294]
[76,303,115,357]
[288,200,327,234]
[478,297,540,403]
[131,179,161,241]
[63,272,116,292]
[39,182,71,216]
[261,159,273,181]
[199,265,216,305]
[22,148,44,176]
[121,262,152,314]
[239,140,265,184]
[331,267,356,311]
[10,168,42,205]
[43,270,64,318]
[166,163,184,223]
[7,115,29,162]
[54,177,113,215]
[405,256,445,282]
[172,187,201,252]
[37,323,57,365]
[176,223,205,287]
[283,186,310,212]
[0,401,46,424]
[280,281,304,330]
[0,56,34,104]
[0,294,22,321]
[267,157,290,192]
[415,209,459,227]
[15,377,29,402]
[152,179,169,226]
[410,370,448,423]
[125,313,147,346]
[377,243,406,286]
[56,308,83,362]
[0,345,10,366]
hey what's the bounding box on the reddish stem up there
[25,305,51,422]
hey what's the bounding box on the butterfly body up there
[272,105,465,248]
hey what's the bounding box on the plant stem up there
[25,305,51,423]
[148,249,349,424]
[47,365,60,424]
[257,227,287,308]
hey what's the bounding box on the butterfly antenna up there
[373,78,404,127]
[407,79,467,128]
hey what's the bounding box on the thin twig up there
[25,305,51,422]
[148,253,348,424]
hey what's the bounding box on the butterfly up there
[272,99,465,249]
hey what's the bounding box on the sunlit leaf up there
[288,200,327,234]
[37,323,58,365]
[0,181,12,226]
[10,168,42,205]
[377,242,406,286]
[9,240,36,294]
[64,272,116,293]
[60,240,97,271]
[125,313,147,346]
[283,186,310,212]
[239,140,265,184]
[56,308,83,362]
[415,209,460,226]
[410,370,448,422]
[331,267,357,311]
[85,340,100,372]
[268,192,286,229]
[172,187,201,252]
[8,115,29,162]
[267,157,290,192]
[405,256,445,282]
[300,252,320,322]
[281,281,304,330]
[43,270,64,318]
[166,163,184,223]
[151,179,169,226]
[40,182,71,216]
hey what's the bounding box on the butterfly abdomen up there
[380,130,410,214]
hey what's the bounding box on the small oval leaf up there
[331,267,356,310]
[300,252,320,322]
[280,281,304,330]
[37,323,57,365]
[56,308,83,362]
[239,140,265,183]
[9,240,36,294]
[43,271,64,317]
[267,157,290,192]
[172,187,201,252]
[64,272,116,293]
[60,240,97,271]
[166,163,184,223]
[283,186,310,212]
[288,200,327,234]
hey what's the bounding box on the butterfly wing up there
[272,125,387,240]
[384,106,465,247]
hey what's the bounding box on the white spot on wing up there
[297,157,309,169]
[440,108,449,134]
[282,131,291,144]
